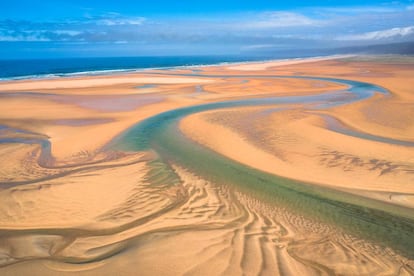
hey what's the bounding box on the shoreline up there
[0,54,351,82]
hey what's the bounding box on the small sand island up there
[0,56,413,275]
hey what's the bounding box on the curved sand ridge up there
[0,56,413,275]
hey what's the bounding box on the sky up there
[0,0,414,58]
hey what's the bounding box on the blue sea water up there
[0,55,319,80]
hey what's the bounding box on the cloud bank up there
[0,5,413,57]
[338,26,414,41]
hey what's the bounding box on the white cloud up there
[316,6,398,14]
[0,35,19,41]
[242,44,276,50]
[337,26,414,40]
[0,35,50,42]
[245,12,319,28]
[53,30,82,36]
[97,17,145,26]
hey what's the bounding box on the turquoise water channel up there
[110,75,414,259]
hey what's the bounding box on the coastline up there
[0,54,351,82]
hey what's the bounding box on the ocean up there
[0,55,319,80]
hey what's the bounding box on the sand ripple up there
[0,164,412,275]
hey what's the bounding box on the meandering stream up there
[111,74,414,259]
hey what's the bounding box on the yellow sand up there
[0,75,213,91]
[226,55,352,71]
[0,56,413,275]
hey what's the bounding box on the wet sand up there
[0,56,413,275]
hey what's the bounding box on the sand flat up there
[226,55,352,71]
[180,107,414,205]
[0,75,214,91]
[0,56,413,275]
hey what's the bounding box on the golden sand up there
[0,56,413,275]
[225,55,351,71]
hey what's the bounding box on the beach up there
[0,56,413,275]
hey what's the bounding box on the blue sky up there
[1,1,414,58]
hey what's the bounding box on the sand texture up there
[0,56,413,275]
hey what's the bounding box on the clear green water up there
[110,76,414,259]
